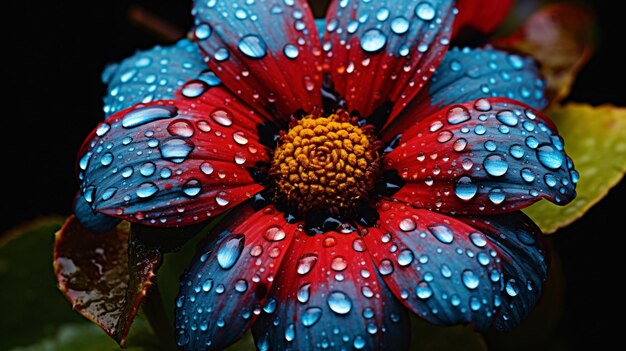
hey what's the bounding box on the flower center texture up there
[269,113,381,214]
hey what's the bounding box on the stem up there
[143,282,177,350]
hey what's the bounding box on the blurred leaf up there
[410,316,488,351]
[0,218,159,350]
[54,216,161,346]
[493,3,595,104]
[524,104,626,233]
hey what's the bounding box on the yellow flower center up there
[269,113,381,213]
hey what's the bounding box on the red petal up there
[174,204,297,350]
[363,200,501,330]
[251,228,410,350]
[77,99,269,227]
[385,98,577,214]
[54,216,160,346]
[322,0,456,127]
[192,0,323,121]
[453,0,514,36]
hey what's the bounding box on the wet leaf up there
[493,3,595,104]
[410,315,488,351]
[0,218,160,350]
[54,216,162,346]
[524,104,626,233]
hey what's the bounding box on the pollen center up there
[269,113,381,213]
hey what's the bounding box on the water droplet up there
[469,232,487,248]
[195,23,211,40]
[353,335,366,349]
[361,28,387,53]
[537,144,564,170]
[121,166,134,178]
[210,109,233,126]
[183,179,202,197]
[453,138,468,152]
[202,279,213,292]
[297,283,311,304]
[327,291,352,315]
[238,34,267,59]
[96,123,111,137]
[331,256,348,271]
[509,144,525,159]
[437,131,453,143]
[488,188,505,205]
[215,192,230,206]
[200,162,214,175]
[415,282,433,299]
[217,234,245,270]
[139,162,156,176]
[263,297,277,313]
[122,105,178,128]
[176,330,189,346]
[136,182,158,199]
[285,323,295,342]
[160,138,194,164]
[378,259,394,276]
[474,98,492,111]
[376,7,390,21]
[182,80,208,98]
[399,218,416,231]
[100,153,113,166]
[235,279,248,293]
[520,168,535,183]
[283,44,299,59]
[506,279,519,296]
[415,2,436,20]
[508,55,525,69]
[447,106,471,124]
[496,110,518,127]
[484,154,509,177]
[264,226,286,242]
[397,249,414,266]
[352,238,366,252]
[428,225,454,244]
[441,264,452,278]
[297,254,318,275]
[302,307,322,327]
[477,252,490,266]
[101,187,117,201]
[390,16,410,34]
[462,269,480,290]
[450,295,461,306]
[455,176,478,201]
[214,48,230,61]
[470,297,481,311]
[484,140,497,152]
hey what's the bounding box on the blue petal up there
[365,201,502,330]
[428,46,547,111]
[102,39,205,118]
[460,212,548,330]
[252,229,410,350]
[74,193,120,232]
[175,204,297,350]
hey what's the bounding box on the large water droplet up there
[217,234,245,270]
[353,335,366,349]
[182,80,209,98]
[302,307,322,327]
[455,176,478,201]
[415,282,433,299]
[263,297,277,313]
[399,218,416,231]
[397,249,414,266]
[488,188,506,205]
[415,2,436,21]
[361,28,387,53]
[537,144,564,170]
[139,162,156,177]
[509,144,525,159]
[183,179,202,197]
[496,110,518,127]
[506,279,520,296]
[264,226,286,242]
[462,269,480,290]
[297,283,310,304]
[447,106,471,125]
[195,23,212,40]
[122,105,178,128]
[297,254,318,275]
[469,232,487,248]
[428,225,454,244]
[160,138,194,164]
[200,162,214,175]
[283,44,299,59]
[96,123,111,137]
[327,291,352,315]
[210,109,233,126]
[235,279,248,293]
[136,182,158,199]
[331,256,348,271]
[285,323,295,342]
[484,154,509,177]
[390,16,410,34]
[238,35,267,59]
[378,259,394,276]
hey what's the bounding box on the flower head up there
[59,0,578,349]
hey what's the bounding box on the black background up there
[5,1,624,350]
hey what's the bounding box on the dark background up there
[5,0,624,350]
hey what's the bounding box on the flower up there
[58,0,579,349]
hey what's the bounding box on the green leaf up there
[410,316,488,351]
[524,104,626,233]
[0,218,160,350]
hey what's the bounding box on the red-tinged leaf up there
[453,0,514,36]
[492,3,594,104]
[53,216,161,346]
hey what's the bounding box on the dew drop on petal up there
[447,106,471,125]
[537,144,564,170]
[122,105,178,128]
[360,28,387,53]
[217,234,245,270]
[484,155,509,177]
[297,254,318,275]
[302,307,322,327]
[238,34,267,59]
[462,269,480,290]
[428,225,454,244]
[455,176,477,201]
[327,291,352,315]
[415,2,436,21]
